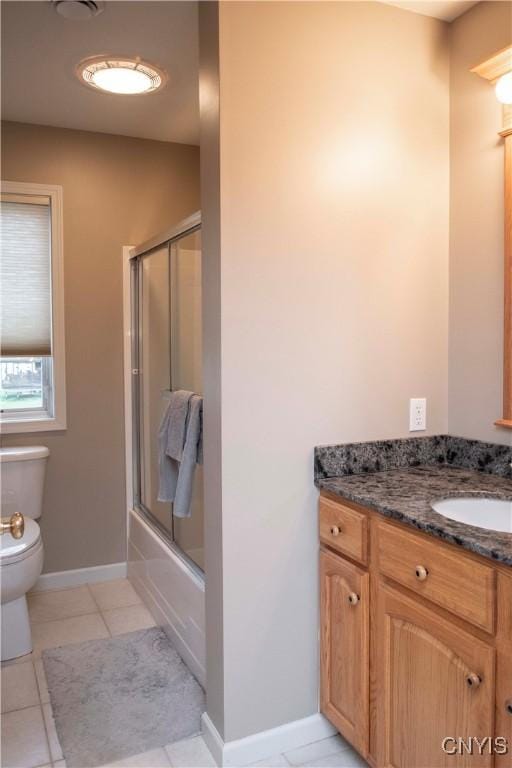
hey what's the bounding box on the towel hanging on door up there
[157,390,203,518]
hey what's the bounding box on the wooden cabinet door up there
[496,571,512,768]
[320,548,369,757]
[378,584,495,768]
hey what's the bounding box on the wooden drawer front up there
[319,496,368,565]
[377,521,495,633]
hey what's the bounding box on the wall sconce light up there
[495,72,512,105]
[471,45,512,133]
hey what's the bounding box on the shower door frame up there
[126,211,203,581]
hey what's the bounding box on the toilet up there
[0,446,49,661]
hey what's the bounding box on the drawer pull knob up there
[415,565,429,581]
[330,526,341,536]
[466,673,481,689]
[506,700,512,715]
[348,592,360,606]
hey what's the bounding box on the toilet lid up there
[0,518,41,559]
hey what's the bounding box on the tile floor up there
[1,579,367,768]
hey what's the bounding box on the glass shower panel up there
[138,245,173,537]
[170,230,204,570]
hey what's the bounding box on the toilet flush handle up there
[0,512,25,539]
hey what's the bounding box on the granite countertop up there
[317,465,512,565]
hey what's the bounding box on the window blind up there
[1,195,52,356]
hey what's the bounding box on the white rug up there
[43,627,205,768]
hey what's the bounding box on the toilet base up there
[1,596,32,661]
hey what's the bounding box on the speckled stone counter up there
[315,435,512,480]
[314,437,512,566]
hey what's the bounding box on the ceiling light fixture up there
[77,57,166,95]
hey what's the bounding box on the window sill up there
[0,416,66,434]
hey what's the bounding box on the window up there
[1,182,66,432]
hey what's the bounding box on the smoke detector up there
[52,1,105,20]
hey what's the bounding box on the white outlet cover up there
[409,398,427,431]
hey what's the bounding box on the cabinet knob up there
[505,699,512,715]
[330,525,341,537]
[466,673,481,689]
[415,565,429,581]
[348,592,360,606]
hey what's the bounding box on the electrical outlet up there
[409,398,427,431]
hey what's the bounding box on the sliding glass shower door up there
[169,232,204,570]
[132,223,203,573]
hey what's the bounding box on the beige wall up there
[449,1,512,445]
[204,0,450,742]
[1,121,200,572]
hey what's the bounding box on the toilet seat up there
[0,519,41,565]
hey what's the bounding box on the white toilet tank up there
[0,447,49,520]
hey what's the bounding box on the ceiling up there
[381,1,480,21]
[1,0,200,145]
[1,0,480,146]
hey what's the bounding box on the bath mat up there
[42,627,204,768]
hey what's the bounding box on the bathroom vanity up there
[315,437,512,768]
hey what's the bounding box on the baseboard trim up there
[201,711,337,767]
[32,562,128,592]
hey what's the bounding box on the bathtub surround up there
[43,627,204,768]
[314,435,512,480]
[128,509,206,687]
[0,121,200,573]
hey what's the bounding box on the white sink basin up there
[432,497,512,534]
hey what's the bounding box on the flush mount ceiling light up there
[77,57,166,95]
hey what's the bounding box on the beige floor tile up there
[28,586,98,625]
[54,761,67,767]
[0,705,51,768]
[251,754,291,767]
[1,660,39,713]
[102,604,156,636]
[32,613,109,657]
[89,579,142,612]
[302,748,368,768]
[34,659,50,704]
[285,737,350,767]
[165,735,216,768]
[100,748,171,767]
[42,702,63,762]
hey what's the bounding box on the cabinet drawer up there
[377,521,496,633]
[319,495,368,565]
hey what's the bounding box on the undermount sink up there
[432,497,512,534]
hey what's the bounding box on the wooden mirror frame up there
[472,46,512,429]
